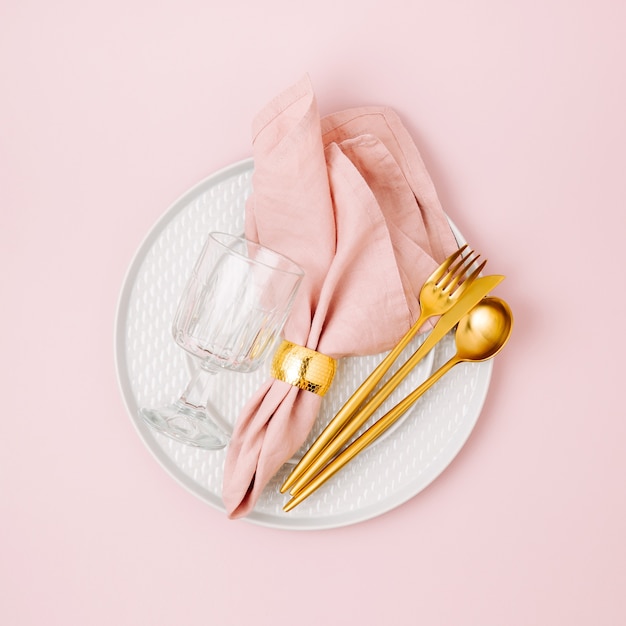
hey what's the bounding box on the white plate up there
[114,158,493,530]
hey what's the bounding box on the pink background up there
[2,1,624,624]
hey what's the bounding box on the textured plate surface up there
[114,158,493,530]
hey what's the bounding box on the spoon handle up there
[283,356,459,512]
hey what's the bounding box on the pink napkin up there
[222,75,458,517]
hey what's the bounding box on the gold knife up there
[285,274,505,498]
[284,294,512,512]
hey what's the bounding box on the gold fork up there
[280,245,486,495]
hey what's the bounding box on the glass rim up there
[208,231,305,278]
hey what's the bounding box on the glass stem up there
[179,362,217,409]
[177,362,231,436]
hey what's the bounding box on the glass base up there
[139,401,229,450]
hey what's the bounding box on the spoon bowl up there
[455,297,513,362]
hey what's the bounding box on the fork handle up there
[279,310,429,493]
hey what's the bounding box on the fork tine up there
[443,252,481,293]
[437,248,477,291]
[443,249,476,281]
[449,259,487,295]
[428,244,468,283]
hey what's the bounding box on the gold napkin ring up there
[270,340,336,397]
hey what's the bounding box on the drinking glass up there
[140,231,304,449]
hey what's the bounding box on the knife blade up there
[407,273,505,362]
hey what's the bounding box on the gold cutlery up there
[280,245,484,494]
[283,296,513,511]
[284,272,504,498]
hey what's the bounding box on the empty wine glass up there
[140,231,304,449]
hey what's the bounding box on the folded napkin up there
[222,75,458,517]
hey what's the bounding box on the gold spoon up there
[284,297,513,511]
